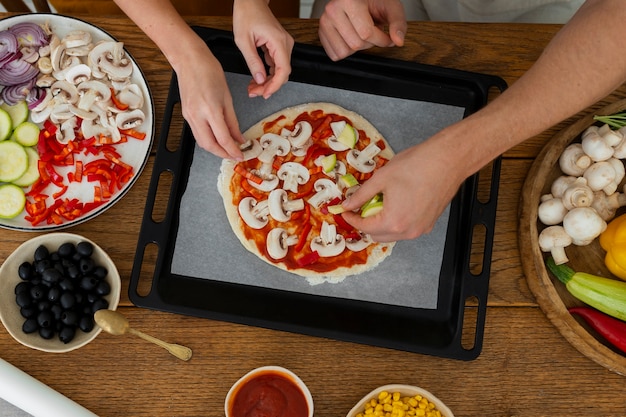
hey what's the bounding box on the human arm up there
[317,0,407,61]
[233,0,294,99]
[112,0,245,159]
[340,0,626,242]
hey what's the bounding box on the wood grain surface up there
[1,15,626,417]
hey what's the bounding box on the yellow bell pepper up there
[599,213,626,280]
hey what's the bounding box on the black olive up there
[42,268,62,284]
[76,241,94,257]
[34,259,51,275]
[78,315,94,332]
[20,306,37,319]
[57,242,76,258]
[58,278,74,292]
[15,292,32,308]
[95,280,111,296]
[37,310,54,328]
[93,266,108,280]
[33,245,49,262]
[51,304,63,321]
[17,262,34,281]
[79,257,94,274]
[37,300,51,312]
[22,318,38,334]
[91,298,109,313]
[59,326,76,344]
[29,284,46,301]
[14,281,30,295]
[59,292,76,310]
[47,286,61,302]
[38,327,54,340]
[61,310,78,326]
[80,276,98,291]
[66,264,81,280]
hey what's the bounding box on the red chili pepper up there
[295,222,312,252]
[569,306,626,353]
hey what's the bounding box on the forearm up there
[112,0,214,73]
[437,0,626,180]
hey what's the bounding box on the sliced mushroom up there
[76,79,111,111]
[64,63,91,85]
[88,41,133,81]
[116,108,145,130]
[286,121,312,148]
[268,189,305,222]
[258,133,291,164]
[346,142,381,173]
[307,178,342,209]
[240,139,262,161]
[56,116,78,144]
[346,233,374,252]
[277,162,309,193]
[238,197,269,229]
[327,120,351,151]
[266,228,299,260]
[63,30,92,49]
[50,80,79,103]
[310,221,346,257]
[115,83,143,109]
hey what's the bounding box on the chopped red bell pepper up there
[295,251,320,267]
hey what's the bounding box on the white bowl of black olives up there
[0,233,121,352]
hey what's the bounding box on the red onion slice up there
[8,22,49,48]
[0,30,19,68]
[0,59,39,85]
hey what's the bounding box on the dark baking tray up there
[129,27,507,360]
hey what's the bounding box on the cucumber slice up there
[0,183,26,219]
[360,201,383,218]
[12,146,40,187]
[0,108,12,141]
[337,124,357,149]
[0,140,28,182]
[11,121,40,147]
[1,101,29,129]
[320,154,337,173]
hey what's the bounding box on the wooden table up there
[1,15,626,417]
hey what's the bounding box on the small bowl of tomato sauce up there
[225,366,313,417]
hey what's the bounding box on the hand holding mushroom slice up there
[277,162,309,193]
[238,197,270,229]
[310,221,346,257]
[307,178,342,209]
[266,228,299,260]
[346,142,382,173]
[562,206,607,246]
[538,225,572,265]
[268,189,304,222]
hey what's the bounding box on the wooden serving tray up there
[519,98,626,375]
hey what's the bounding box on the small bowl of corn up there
[346,384,454,417]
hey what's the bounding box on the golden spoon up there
[94,309,192,361]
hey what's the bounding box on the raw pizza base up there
[218,102,395,282]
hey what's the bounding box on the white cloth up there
[311,0,585,23]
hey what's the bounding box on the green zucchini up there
[0,140,28,182]
[0,183,26,219]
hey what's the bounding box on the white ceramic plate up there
[0,14,154,231]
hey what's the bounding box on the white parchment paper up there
[170,73,465,309]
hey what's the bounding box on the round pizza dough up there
[218,102,395,283]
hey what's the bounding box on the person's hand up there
[174,41,245,160]
[340,138,465,242]
[233,0,294,99]
[318,0,407,61]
